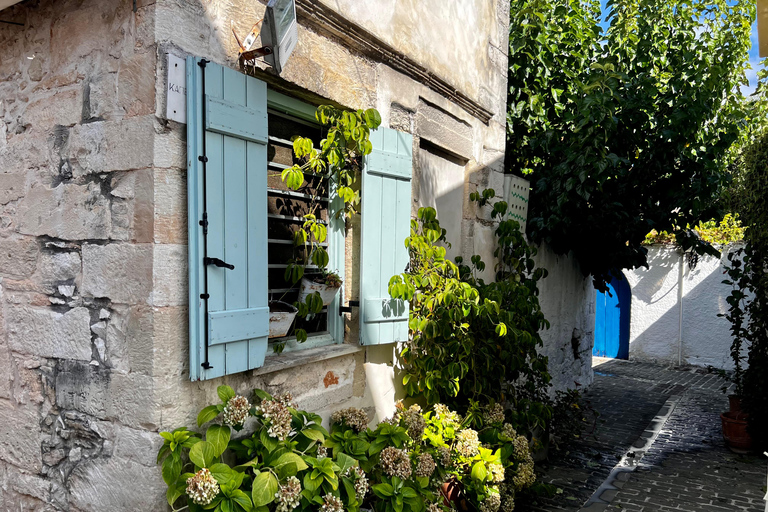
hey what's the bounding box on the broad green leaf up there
[251,472,278,507]
[162,455,182,485]
[189,441,216,468]
[198,405,221,427]
[207,425,231,457]
[217,385,236,403]
[271,452,308,472]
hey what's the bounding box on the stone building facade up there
[0,0,594,509]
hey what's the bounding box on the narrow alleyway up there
[518,359,767,512]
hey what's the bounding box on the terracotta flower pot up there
[298,276,341,306]
[268,301,298,338]
[721,410,753,454]
[440,480,469,511]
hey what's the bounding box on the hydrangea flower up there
[320,493,344,512]
[501,423,517,440]
[259,399,293,440]
[479,491,501,512]
[489,462,505,483]
[513,435,531,462]
[186,468,219,506]
[352,467,369,501]
[275,476,301,512]
[437,446,451,466]
[331,407,369,432]
[222,395,251,427]
[455,429,480,458]
[433,404,462,429]
[512,461,535,490]
[379,446,412,479]
[484,403,505,425]
[404,404,426,441]
[414,452,436,477]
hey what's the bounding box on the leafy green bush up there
[388,191,551,435]
[508,0,758,289]
[157,387,537,512]
[643,214,746,247]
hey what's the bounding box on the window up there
[264,91,345,352]
[186,58,413,381]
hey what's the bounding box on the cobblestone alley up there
[518,359,768,512]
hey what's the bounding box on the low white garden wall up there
[624,244,742,369]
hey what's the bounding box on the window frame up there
[265,89,345,353]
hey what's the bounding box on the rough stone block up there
[37,251,81,294]
[0,174,26,205]
[82,243,153,304]
[118,50,156,117]
[109,169,154,243]
[21,89,83,132]
[416,102,474,159]
[55,361,157,429]
[0,238,38,279]
[152,244,187,306]
[18,182,111,240]
[0,399,42,472]
[105,305,154,375]
[68,457,166,512]
[154,168,186,244]
[68,117,154,177]
[6,306,91,360]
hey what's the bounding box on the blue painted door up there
[594,275,630,359]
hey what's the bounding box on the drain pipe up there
[677,250,684,366]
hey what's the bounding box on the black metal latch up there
[339,300,360,316]
[204,257,235,270]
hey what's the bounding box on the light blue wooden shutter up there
[359,128,413,345]
[187,58,269,380]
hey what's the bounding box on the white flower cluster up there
[352,467,369,501]
[331,407,370,432]
[455,429,480,458]
[489,462,505,484]
[512,461,535,491]
[222,395,251,427]
[275,476,301,512]
[379,446,412,479]
[317,445,328,460]
[437,446,451,466]
[427,503,443,512]
[404,404,426,441]
[320,493,344,512]
[512,435,529,461]
[259,399,293,440]
[479,491,501,512]
[414,453,436,478]
[433,404,462,429]
[484,403,506,425]
[501,423,517,440]
[275,392,297,409]
[186,468,219,506]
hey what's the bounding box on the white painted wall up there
[624,244,742,369]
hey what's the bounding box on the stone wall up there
[0,0,590,509]
[625,244,742,369]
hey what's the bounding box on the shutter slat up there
[360,127,413,345]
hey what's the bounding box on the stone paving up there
[517,359,768,512]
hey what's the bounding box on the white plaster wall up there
[625,245,741,369]
[533,245,595,393]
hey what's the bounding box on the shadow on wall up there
[625,246,742,370]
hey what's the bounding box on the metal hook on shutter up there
[204,257,235,270]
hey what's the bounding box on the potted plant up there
[268,300,298,339]
[299,270,343,306]
[718,249,753,453]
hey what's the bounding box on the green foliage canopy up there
[507,0,757,288]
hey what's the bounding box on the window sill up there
[250,343,363,377]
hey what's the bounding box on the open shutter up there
[187,58,269,380]
[359,128,413,345]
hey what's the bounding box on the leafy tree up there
[507,0,758,288]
